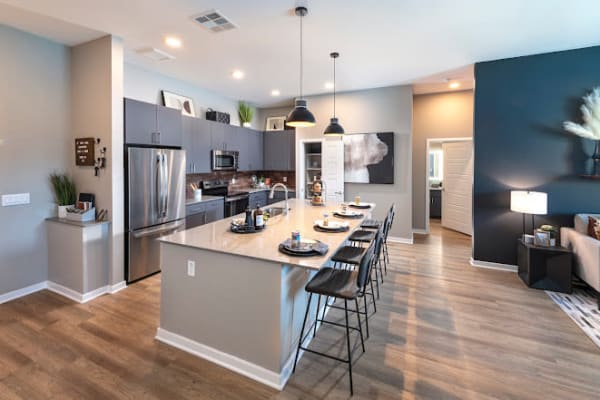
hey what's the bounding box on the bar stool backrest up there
[357,241,376,291]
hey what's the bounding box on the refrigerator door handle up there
[162,153,169,217]
[156,153,163,217]
[132,219,185,239]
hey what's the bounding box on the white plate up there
[314,220,349,230]
[336,210,361,216]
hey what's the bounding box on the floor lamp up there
[510,190,548,239]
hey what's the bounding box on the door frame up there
[297,138,323,200]
[424,137,473,234]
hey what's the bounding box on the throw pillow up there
[588,216,600,240]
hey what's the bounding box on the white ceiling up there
[2,0,600,106]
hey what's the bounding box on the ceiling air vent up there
[136,47,175,62]
[192,9,237,33]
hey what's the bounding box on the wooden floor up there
[1,222,599,399]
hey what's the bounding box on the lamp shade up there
[324,117,345,135]
[286,99,316,128]
[510,191,547,215]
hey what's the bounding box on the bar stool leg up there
[370,279,377,313]
[344,300,354,396]
[355,298,365,352]
[313,295,321,338]
[321,296,329,321]
[293,293,313,374]
[362,294,370,338]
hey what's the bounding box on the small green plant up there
[238,101,254,125]
[49,173,77,206]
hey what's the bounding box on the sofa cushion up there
[575,213,600,234]
[589,216,600,240]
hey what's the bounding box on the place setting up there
[348,195,372,210]
[278,231,329,257]
[333,203,364,219]
[313,212,350,233]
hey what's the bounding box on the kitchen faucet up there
[269,183,289,215]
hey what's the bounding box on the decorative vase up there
[242,122,251,128]
[58,204,73,218]
[592,140,600,177]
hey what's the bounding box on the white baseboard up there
[412,229,428,235]
[156,328,285,390]
[0,281,47,305]
[388,235,414,244]
[47,281,109,303]
[470,258,517,272]
[110,281,127,294]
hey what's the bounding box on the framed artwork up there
[343,132,395,184]
[161,90,196,117]
[266,116,286,131]
[534,229,551,246]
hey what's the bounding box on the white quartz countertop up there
[160,198,374,269]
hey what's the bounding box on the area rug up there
[546,287,600,348]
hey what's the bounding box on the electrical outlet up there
[1,193,30,207]
[283,176,287,183]
[187,260,195,277]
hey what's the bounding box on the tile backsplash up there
[185,170,296,197]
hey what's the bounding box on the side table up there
[517,239,573,294]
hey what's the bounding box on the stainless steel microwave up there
[211,149,239,171]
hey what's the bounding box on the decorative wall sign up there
[343,132,395,184]
[266,116,286,131]
[162,90,196,117]
[75,137,95,166]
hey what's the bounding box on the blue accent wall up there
[474,46,600,265]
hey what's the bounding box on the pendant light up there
[324,52,344,135]
[286,6,316,128]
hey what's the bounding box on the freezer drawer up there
[127,219,185,283]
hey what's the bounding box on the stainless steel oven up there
[211,149,239,171]
[224,193,249,217]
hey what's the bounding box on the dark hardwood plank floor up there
[1,221,599,399]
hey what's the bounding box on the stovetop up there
[201,180,248,198]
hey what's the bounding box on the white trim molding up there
[412,228,428,235]
[46,281,110,304]
[388,235,414,245]
[470,258,517,272]
[156,328,285,390]
[0,281,48,305]
[110,281,127,294]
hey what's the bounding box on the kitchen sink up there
[265,207,290,217]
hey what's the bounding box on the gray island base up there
[157,198,373,390]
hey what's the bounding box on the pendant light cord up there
[333,56,336,117]
[300,13,303,100]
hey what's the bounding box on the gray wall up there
[412,90,474,231]
[124,63,258,128]
[259,86,414,240]
[0,25,71,294]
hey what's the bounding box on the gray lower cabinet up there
[249,191,268,209]
[264,130,295,171]
[186,199,224,229]
[124,98,182,146]
[267,190,295,205]
[182,116,212,173]
[430,190,442,218]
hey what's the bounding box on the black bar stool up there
[382,204,396,270]
[292,243,376,396]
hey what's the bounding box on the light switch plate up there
[187,260,195,277]
[1,193,30,206]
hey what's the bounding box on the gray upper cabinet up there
[238,128,263,171]
[210,121,226,150]
[182,116,211,173]
[124,98,182,147]
[264,130,295,171]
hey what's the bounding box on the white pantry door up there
[442,141,473,235]
[322,138,344,203]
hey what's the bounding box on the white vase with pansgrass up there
[49,173,77,218]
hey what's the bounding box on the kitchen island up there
[157,198,372,390]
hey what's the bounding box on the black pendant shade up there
[287,99,316,128]
[324,51,344,136]
[286,6,316,128]
[324,117,344,135]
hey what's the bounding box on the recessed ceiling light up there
[449,81,460,89]
[324,82,334,89]
[232,69,245,79]
[165,36,182,48]
[271,89,280,96]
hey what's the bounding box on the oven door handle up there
[225,195,249,202]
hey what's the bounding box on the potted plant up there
[238,101,254,128]
[540,224,557,246]
[49,173,77,218]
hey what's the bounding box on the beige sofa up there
[561,214,600,307]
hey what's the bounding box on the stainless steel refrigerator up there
[126,147,186,283]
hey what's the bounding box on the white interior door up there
[442,141,473,235]
[322,138,344,203]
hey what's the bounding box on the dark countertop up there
[185,195,225,206]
